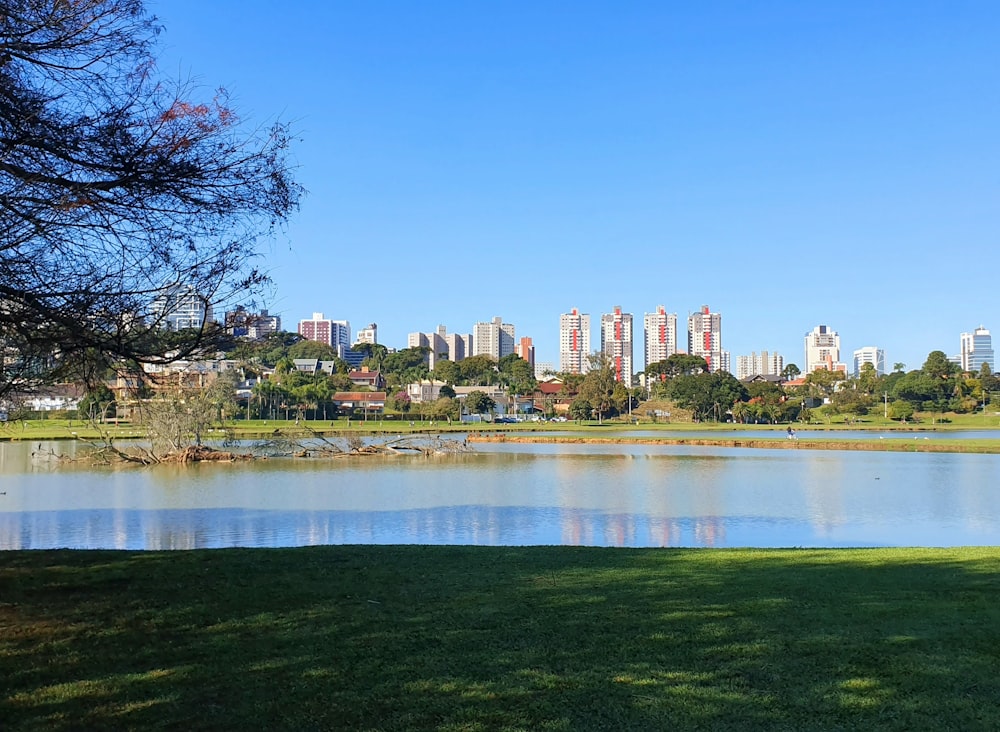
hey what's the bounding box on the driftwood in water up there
[68,428,474,465]
[257,429,473,459]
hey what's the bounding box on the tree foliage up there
[665,371,747,422]
[0,0,300,398]
[464,390,494,416]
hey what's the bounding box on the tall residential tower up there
[687,305,729,373]
[559,308,590,374]
[600,305,634,384]
[643,305,678,371]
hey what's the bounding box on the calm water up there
[1,438,999,549]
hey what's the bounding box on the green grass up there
[3,546,1000,730]
[5,411,1000,443]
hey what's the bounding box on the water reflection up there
[1,440,999,549]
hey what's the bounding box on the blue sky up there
[151,1,999,371]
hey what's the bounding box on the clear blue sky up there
[151,1,1000,372]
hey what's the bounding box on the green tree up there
[888,399,915,421]
[288,340,338,361]
[432,359,461,386]
[646,354,709,380]
[498,354,537,396]
[922,351,958,380]
[77,384,117,423]
[387,390,411,414]
[781,363,801,380]
[579,353,617,424]
[666,371,747,422]
[0,0,299,399]
[856,364,878,395]
[464,390,495,416]
[457,355,499,386]
[568,396,593,420]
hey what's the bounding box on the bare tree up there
[0,0,301,398]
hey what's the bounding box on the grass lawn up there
[2,546,999,730]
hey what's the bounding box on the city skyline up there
[151,2,1000,372]
[270,302,992,378]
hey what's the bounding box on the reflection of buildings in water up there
[693,516,725,547]
[648,517,684,547]
[803,455,847,538]
[604,513,637,548]
[562,511,594,546]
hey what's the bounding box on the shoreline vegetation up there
[2,546,999,730]
[3,414,1000,455]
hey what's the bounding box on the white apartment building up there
[960,327,994,373]
[559,308,590,374]
[150,285,213,331]
[355,323,378,345]
[735,351,784,380]
[804,324,845,373]
[600,305,634,384]
[643,305,678,370]
[687,305,729,373]
[853,346,885,376]
[472,316,515,360]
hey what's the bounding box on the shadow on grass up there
[2,546,999,730]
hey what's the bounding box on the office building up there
[559,308,590,374]
[804,324,845,373]
[853,347,885,377]
[687,305,729,373]
[600,305,634,384]
[643,305,678,370]
[960,327,994,373]
[150,285,213,331]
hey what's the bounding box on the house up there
[331,391,386,415]
[741,374,785,385]
[406,379,449,403]
[348,367,385,390]
[531,378,575,415]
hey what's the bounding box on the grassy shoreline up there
[5,416,1000,453]
[3,545,999,730]
[467,433,1000,453]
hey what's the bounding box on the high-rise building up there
[600,305,634,384]
[150,285,213,331]
[559,308,590,374]
[687,305,729,373]
[298,313,351,356]
[355,323,378,345]
[472,316,515,360]
[853,347,885,376]
[735,351,784,380]
[517,337,535,368]
[408,325,471,369]
[223,306,280,339]
[960,327,994,373]
[804,324,845,373]
[643,305,678,371]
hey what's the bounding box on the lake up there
[1,437,998,549]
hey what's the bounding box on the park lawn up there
[2,546,999,731]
